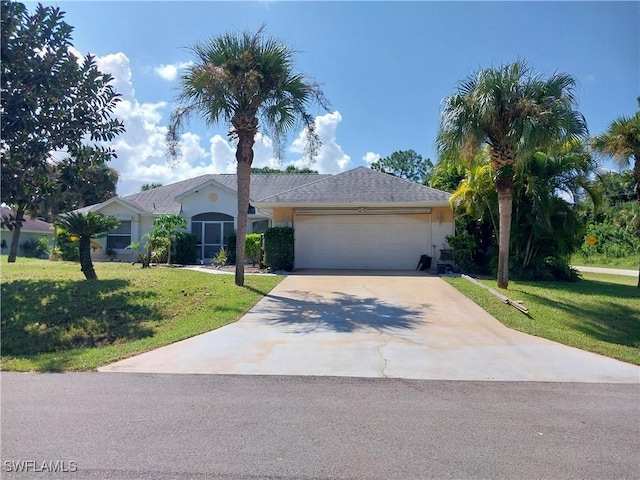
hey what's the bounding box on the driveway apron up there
[99,271,640,382]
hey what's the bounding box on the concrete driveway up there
[99,271,640,382]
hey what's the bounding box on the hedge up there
[264,226,294,271]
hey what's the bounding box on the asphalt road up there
[2,373,639,479]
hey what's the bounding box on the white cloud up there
[88,53,351,195]
[290,111,351,173]
[154,61,192,81]
[363,151,380,166]
[95,52,135,99]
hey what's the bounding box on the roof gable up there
[111,173,330,214]
[256,167,452,205]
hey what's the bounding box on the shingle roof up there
[257,167,452,205]
[1,207,53,233]
[87,173,331,214]
[80,168,451,214]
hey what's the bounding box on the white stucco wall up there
[91,202,141,261]
[180,185,238,225]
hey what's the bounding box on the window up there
[252,220,269,234]
[107,221,131,250]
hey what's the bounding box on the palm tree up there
[591,99,640,287]
[590,98,640,201]
[54,211,119,280]
[167,26,326,286]
[437,61,587,288]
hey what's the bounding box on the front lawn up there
[1,258,282,371]
[444,273,640,365]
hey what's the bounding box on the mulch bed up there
[204,265,267,274]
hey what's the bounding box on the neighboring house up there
[79,167,454,270]
[0,206,54,257]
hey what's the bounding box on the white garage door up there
[295,214,431,269]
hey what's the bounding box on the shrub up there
[445,232,475,273]
[36,235,50,257]
[212,247,228,267]
[227,231,236,265]
[149,236,170,264]
[19,238,39,258]
[56,229,79,261]
[580,222,640,259]
[174,232,197,265]
[264,226,294,271]
[245,233,262,266]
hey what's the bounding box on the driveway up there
[99,271,640,382]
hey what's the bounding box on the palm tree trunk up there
[235,130,256,287]
[496,174,514,289]
[79,235,97,280]
[7,205,26,263]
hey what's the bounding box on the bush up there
[174,232,197,265]
[227,231,236,265]
[445,232,475,273]
[19,238,39,258]
[580,222,640,259]
[264,227,294,271]
[246,233,262,266]
[56,229,79,261]
[36,235,50,256]
[212,247,228,267]
[511,255,579,282]
[149,236,170,264]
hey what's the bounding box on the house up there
[79,167,454,270]
[1,206,54,257]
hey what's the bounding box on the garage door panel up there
[295,214,431,269]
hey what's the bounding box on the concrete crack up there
[376,333,389,378]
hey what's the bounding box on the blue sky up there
[45,1,640,195]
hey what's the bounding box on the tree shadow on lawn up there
[1,279,162,357]
[257,290,430,334]
[521,283,640,349]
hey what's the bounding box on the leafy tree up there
[285,165,318,174]
[140,182,163,191]
[251,165,319,174]
[54,147,119,212]
[1,2,124,263]
[590,98,640,201]
[429,155,468,193]
[437,61,587,288]
[167,25,327,286]
[53,212,119,280]
[151,214,187,265]
[370,150,433,184]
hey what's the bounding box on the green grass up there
[1,257,282,371]
[444,273,640,366]
[570,253,640,270]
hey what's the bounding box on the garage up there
[294,213,432,269]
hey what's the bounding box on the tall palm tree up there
[167,26,327,286]
[590,98,640,201]
[437,61,587,288]
[54,211,119,280]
